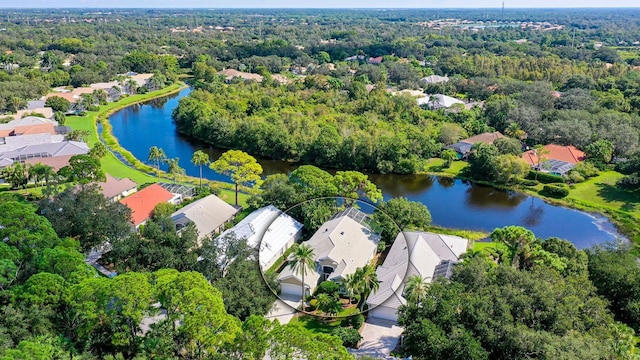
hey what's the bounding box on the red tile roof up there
[522,144,586,167]
[12,123,57,136]
[119,183,174,226]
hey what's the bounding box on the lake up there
[109,87,624,249]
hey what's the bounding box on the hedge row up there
[527,170,565,184]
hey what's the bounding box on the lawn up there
[424,158,467,177]
[567,171,640,218]
[290,315,344,334]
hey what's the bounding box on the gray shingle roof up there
[171,194,238,241]
[366,231,468,309]
[0,141,88,161]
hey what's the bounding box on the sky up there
[0,0,639,8]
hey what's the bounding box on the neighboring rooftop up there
[171,194,239,241]
[97,174,137,200]
[460,131,505,145]
[521,144,586,167]
[24,154,75,171]
[420,75,450,84]
[367,231,468,309]
[218,69,264,82]
[120,183,175,227]
[0,139,85,160]
[418,94,465,109]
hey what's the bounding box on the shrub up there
[332,327,362,348]
[309,299,319,311]
[87,105,100,112]
[573,162,599,179]
[315,281,340,296]
[377,240,387,253]
[540,184,569,198]
[527,171,565,184]
[518,178,538,186]
[566,171,585,183]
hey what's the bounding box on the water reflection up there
[465,185,527,209]
[108,87,625,248]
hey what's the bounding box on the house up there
[24,154,75,172]
[419,94,465,109]
[96,174,137,202]
[216,205,303,270]
[521,144,586,176]
[119,183,176,228]
[0,133,66,153]
[420,75,449,84]
[445,131,506,158]
[344,55,365,62]
[367,56,383,65]
[14,107,54,120]
[277,207,380,298]
[171,194,239,243]
[0,141,88,163]
[366,231,468,322]
[218,69,264,83]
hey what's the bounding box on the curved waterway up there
[109,87,624,249]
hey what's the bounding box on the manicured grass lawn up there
[291,315,343,334]
[424,158,467,177]
[567,171,640,218]
[473,241,501,251]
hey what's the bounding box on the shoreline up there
[93,86,639,250]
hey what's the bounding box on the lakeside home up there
[277,207,380,298]
[366,231,468,321]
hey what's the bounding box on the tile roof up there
[0,138,80,158]
[97,174,137,200]
[119,183,174,226]
[460,131,505,145]
[24,154,74,171]
[521,144,586,167]
[171,194,238,241]
[218,69,264,82]
[13,123,57,136]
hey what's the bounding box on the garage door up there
[280,283,301,297]
[370,305,398,321]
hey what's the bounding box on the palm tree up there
[505,122,527,141]
[124,79,138,95]
[89,142,108,159]
[54,111,66,125]
[92,89,108,105]
[288,243,316,309]
[148,146,166,176]
[165,158,185,184]
[148,73,166,91]
[403,275,430,305]
[342,273,359,304]
[191,150,210,192]
[355,264,379,309]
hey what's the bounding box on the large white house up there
[216,205,303,270]
[366,231,468,322]
[277,207,380,298]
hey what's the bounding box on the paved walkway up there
[85,245,117,278]
[350,318,404,359]
[264,293,301,324]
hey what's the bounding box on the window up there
[322,266,334,274]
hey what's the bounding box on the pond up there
[109,87,624,249]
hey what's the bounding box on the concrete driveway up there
[264,293,301,324]
[350,318,404,359]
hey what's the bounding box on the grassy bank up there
[421,158,639,247]
[66,84,249,207]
